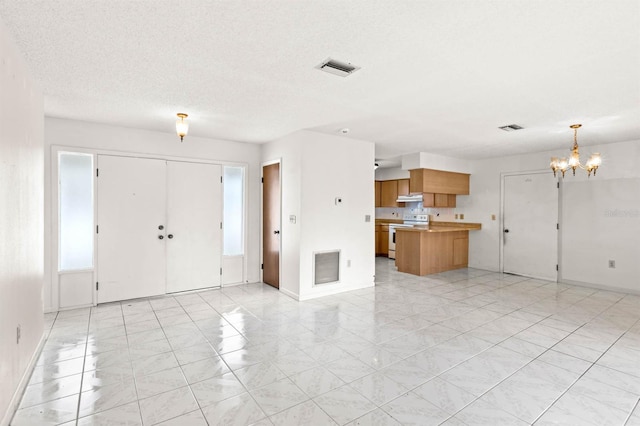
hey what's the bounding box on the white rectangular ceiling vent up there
[499,124,524,132]
[315,58,360,77]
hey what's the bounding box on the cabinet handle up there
[158,235,164,240]
[168,234,173,239]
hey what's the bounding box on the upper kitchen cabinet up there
[409,169,470,195]
[375,181,381,207]
[380,180,398,207]
[397,179,409,197]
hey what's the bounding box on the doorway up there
[262,162,280,288]
[502,171,559,281]
[96,155,222,303]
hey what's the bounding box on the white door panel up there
[503,172,558,281]
[97,155,167,303]
[166,161,222,293]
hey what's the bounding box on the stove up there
[388,214,429,260]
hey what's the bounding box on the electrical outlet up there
[365,215,371,222]
[609,260,616,268]
[491,214,496,221]
[455,214,459,219]
[460,213,465,220]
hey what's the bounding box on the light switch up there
[289,215,296,224]
[491,214,496,221]
[460,214,465,220]
[365,215,371,222]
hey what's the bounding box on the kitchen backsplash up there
[375,206,456,221]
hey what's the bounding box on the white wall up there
[462,139,640,293]
[44,118,262,311]
[263,130,375,300]
[0,18,45,426]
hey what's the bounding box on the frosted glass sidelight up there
[223,166,244,256]
[59,152,94,270]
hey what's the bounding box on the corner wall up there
[262,130,375,300]
[0,18,45,425]
[461,139,640,293]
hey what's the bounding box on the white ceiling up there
[1,1,639,161]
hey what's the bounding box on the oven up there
[388,224,413,260]
[388,214,430,260]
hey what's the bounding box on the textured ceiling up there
[1,1,639,160]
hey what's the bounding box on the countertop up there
[395,222,482,233]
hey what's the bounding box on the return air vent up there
[315,58,360,77]
[314,250,340,285]
[499,124,525,132]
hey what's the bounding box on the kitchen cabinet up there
[375,224,389,256]
[434,193,457,208]
[375,181,381,207]
[380,180,398,207]
[410,168,470,195]
[397,179,409,197]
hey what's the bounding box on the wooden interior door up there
[503,172,558,281]
[263,163,280,288]
[166,161,222,293]
[96,155,167,303]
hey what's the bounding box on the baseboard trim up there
[1,332,46,426]
[560,278,640,296]
[278,287,300,301]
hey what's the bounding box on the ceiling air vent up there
[499,124,525,132]
[315,58,360,77]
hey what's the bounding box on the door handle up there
[158,235,164,240]
[168,234,173,239]
[158,225,164,230]
[274,230,280,234]
[503,229,509,233]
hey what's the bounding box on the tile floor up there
[11,258,640,425]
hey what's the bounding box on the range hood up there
[396,194,423,203]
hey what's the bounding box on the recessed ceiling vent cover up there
[499,124,525,132]
[315,58,360,77]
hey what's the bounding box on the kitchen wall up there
[0,18,45,426]
[263,130,375,300]
[44,118,263,311]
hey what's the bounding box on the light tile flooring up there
[11,258,640,425]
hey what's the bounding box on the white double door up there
[97,155,222,303]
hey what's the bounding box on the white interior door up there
[503,172,559,281]
[97,155,167,303]
[166,161,222,293]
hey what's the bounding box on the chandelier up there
[550,124,601,178]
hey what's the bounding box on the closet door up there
[166,161,222,293]
[97,155,167,303]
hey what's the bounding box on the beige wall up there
[0,18,45,426]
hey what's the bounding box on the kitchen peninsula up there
[395,222,481,276]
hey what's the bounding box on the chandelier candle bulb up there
[176,113,189,142]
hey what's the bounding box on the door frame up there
[261,158,282,288]
[499,169,560,281]
[50,144,249,310]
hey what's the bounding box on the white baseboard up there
[278,287,300,301]
[1,333,46,426]
[559,278,640,296]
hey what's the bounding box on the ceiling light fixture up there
[176,113,189,142]
[550,124,601,178]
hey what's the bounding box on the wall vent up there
[315,58,360,77]
[314,250,340,285]
[499,124,524,132]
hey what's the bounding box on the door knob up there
[158,225,164,230]
[274,230,280,234]
[168,234,173,239]
[504,229,509,233]
[158,235,164,240]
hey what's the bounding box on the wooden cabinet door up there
[375,181,381,207]
[380,181,398,207]
[380,226,389,255]
[434,194,457,207]
[422,193,435,207]
[375,225,380,255]
[397,179,409,196]
[452,237,469,267]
